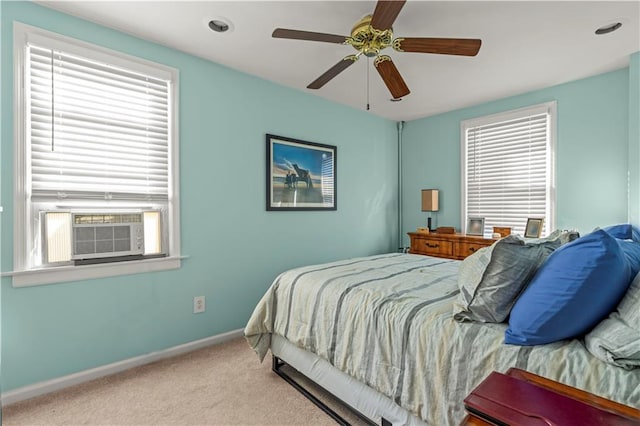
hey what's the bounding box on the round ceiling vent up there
[595,22,622,35]
[208,17,234,34]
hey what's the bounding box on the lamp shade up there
[421,189,439,212]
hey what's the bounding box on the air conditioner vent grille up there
[73,213,142,225]
[71,213,144,260]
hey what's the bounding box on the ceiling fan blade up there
[374,55,410,99]
[370,0,407,30]
[394,37,482,56]
[307,55,358,90]
[272,28,347,44]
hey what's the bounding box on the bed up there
[245,251,640,425]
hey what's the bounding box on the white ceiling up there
[36,1,640,122]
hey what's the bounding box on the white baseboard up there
[1,328,244,406]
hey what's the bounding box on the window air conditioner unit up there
[71,213,144,260]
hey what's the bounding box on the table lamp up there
[421,189,439,231]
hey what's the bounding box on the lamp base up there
[427,217,432,232]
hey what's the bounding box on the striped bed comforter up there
[245,253,640,424]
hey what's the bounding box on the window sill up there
[6,256,185,288]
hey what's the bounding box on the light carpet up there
[3,336,367,425]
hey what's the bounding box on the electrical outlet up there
[193,296,206,313]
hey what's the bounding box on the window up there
[461,102,556,237]
[13,23,180,287]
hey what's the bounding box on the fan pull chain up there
[366,57,370,111]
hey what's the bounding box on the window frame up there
[12,22,181,287]
[460,101,557,237]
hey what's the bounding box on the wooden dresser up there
[408,232,496,260]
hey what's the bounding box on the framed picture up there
[467,217,485,236]
[266,134,336,211]
[525,218,544,238]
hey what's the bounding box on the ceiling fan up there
[272,0,481,100]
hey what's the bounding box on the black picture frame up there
[525,218,544,238]
[266,134,337,211]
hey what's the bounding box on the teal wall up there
[2,1,638,395]
[629,52,640,225]
[401,69,633,244]
[0,2,398,391]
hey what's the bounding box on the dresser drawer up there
[456,241,492,258]
[408,232,496,260]
[412,238,453,257]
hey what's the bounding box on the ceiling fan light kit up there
[271,0,482,104]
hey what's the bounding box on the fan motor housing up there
[348,15,393,57]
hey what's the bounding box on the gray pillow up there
[453,230,577,323]
[584,271,640,369]
[526,229,579,245]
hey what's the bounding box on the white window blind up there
[14,23,180,287]
[462,103,555,237]
[28,44,170,201]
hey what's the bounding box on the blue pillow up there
[603,224,633,239]
[602,225,640,269]
[621,239,640,270]
[603,223,640,242]
[505,230,640,345]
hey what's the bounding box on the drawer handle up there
[469,247,477,252]
[426,243,439,248]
